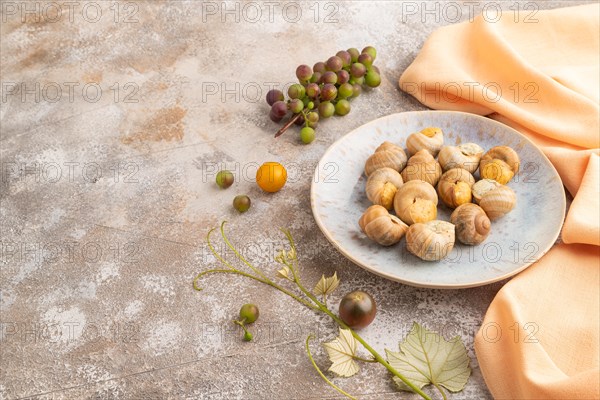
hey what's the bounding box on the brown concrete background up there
[1,1,587,399]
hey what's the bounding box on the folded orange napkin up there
[400,4,600,399]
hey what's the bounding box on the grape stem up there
[274,113,303,138]
[193,222,433,400]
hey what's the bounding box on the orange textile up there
[399,4,600,399]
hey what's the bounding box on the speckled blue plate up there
[311,111,565,289]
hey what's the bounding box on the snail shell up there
[364,142,407,177]
[406,127,444,156]
[393,180,438,225]
[450,203,491,245]
[366,167,404,210]
[479,146,520,184]
[359,205,408,246]
[401,149,442,186]
[406,220,455,261]
[436,168,476,209]
[438,143,484,173]
[472,179,501,204]
[479,185,517,220]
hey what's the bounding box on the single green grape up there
[288,84,306,99]
[358,53,373,68]
[215,170,234,189]
[351,83,362,98]
[335,99,351,116]
[288,98,304,114]
[243,331,253,341]
[307,101,315,110]
[233,195,251,213]
[338,83,354,99]
[300,127,315,144]
[239,303,259,323]
[365,70,381,87]
[318,101,335,118]
[349,76,365,85]
[362,46,377,60]
[306,111,319,124]
[347,48,360,63]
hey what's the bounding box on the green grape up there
[361,46,377,60]
[326,56,343,72]
[350,63,366,78]
[365,70,381,87]
[358,53,373,68]
[320,84,337,101]
[351,83,362,98]
[300,127,315,144]
[216,170,234,189]
[318,101,335,118]
[307,111,319,124]
[296,64,313,82]
[347,48,360,63]
[338,83,354,99]
[313,61,327,74]
[288,84,305,99]
[349,76,365,85]
[239,304,260,323]
[336,50,352,67]
[307,101,315,110]
[335,99,351,116]
[306,83,320,99]
[233,195,251,213]
[321,71,337,85]
[288,98,304,114]
[310,72,322,84]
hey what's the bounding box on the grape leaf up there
[314,272,340,297]
[323,328,359,377]
[386,322,471,393]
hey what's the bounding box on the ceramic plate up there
[311,111,565,289]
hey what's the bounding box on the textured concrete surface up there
[0,1,588,399]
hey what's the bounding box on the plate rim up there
[310,110,566,289]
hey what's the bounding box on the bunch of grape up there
[266,46,381,144]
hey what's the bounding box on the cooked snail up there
[406,220,455,261]
[364,142,408,176]
[478,185,517,220]
[437,168,476,209]
[479,146,520,184]
[366,167,404,210]
[450,203,491,245]
[472,179,501,204]
[401,149,442,186]
[438,143,484,173]
[406,127,444,156]
[359,205,408,246]
[393,180,438,225]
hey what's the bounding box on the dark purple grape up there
[271,101,288,118]
[313,62,327,74]
[358,53,373,67]
[347,48,360,63]
[266,89,284,106]
[361,46,377,60]
[306,83,320,99]
[336,50,352,67]
[337,70,350,85]
[339,290,376,329]
[321,71,338,85]
[269,110,283,123]
[294,114,305,126]
[326,56,343,72]
[296,64,313,82]
[320,84,337,101]
[350,63,366,78]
